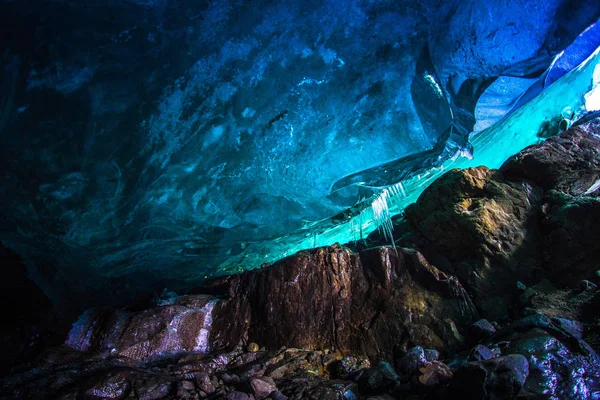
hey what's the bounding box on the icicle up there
[359,212,364,240]
[397,182,406,198]
[371,189,395,247]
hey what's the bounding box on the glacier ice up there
[0,0,599,312]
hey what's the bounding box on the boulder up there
[449,354,529,400]
[501,119,600,286]
[206,245,479,361]
[479,313,600,398]
[405,166,542,320]
[357,362,401,394]
[500,118,600,196]
[64,295,220,361]
[417,361,453,387]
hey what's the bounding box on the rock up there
[467,319,497,344]
[268,391,288,400]
[539,193,600,285]
[331,356,370,380]
[64,295,220,361]
[84,370,132,399]
[501,120,600,286]
[222,373,241,384]
[396,346,428,376]
[134,380,172,400]
[579,280,597,291]
[250,377,277,399]
[176,381,196,399]
[500,118,600,196]
[423,349,440,362]
[226,392,252,400]
[357,362,400,394]
[468,344,495,361]
[276,372,358,399]
[417,361,453,387]
[195,372,215,394]
[488,314,600,398]
[206,245,478,362]
[406,166,542,320]
[449,354,529,400]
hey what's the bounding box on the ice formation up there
[0,0,599,311]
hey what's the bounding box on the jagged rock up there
[204,245,478,361]
[403,117,600,321]
[133,379,172,400]
[176,381,196,399]
[449,354,529,400]
[62,245,478,365]
[275,372,358,400]
[539,193,600,285]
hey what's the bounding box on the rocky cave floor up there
[2,118,600,399]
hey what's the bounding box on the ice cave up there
[1,1,600,399]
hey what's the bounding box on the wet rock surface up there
[3,120,600,399]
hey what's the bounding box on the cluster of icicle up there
[368,182,407,245]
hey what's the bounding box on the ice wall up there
[0,0,598,312]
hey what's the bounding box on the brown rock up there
[500,117,600,196]
[208,245,478,362]
[418,361,452,386]
[405,166,542,319]
[501,118,600,287]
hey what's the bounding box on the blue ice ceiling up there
[0,0,599,311]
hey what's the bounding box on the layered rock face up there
[3,119,600,399]
[65,246,478,364]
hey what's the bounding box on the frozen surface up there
[0,0,599,312]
